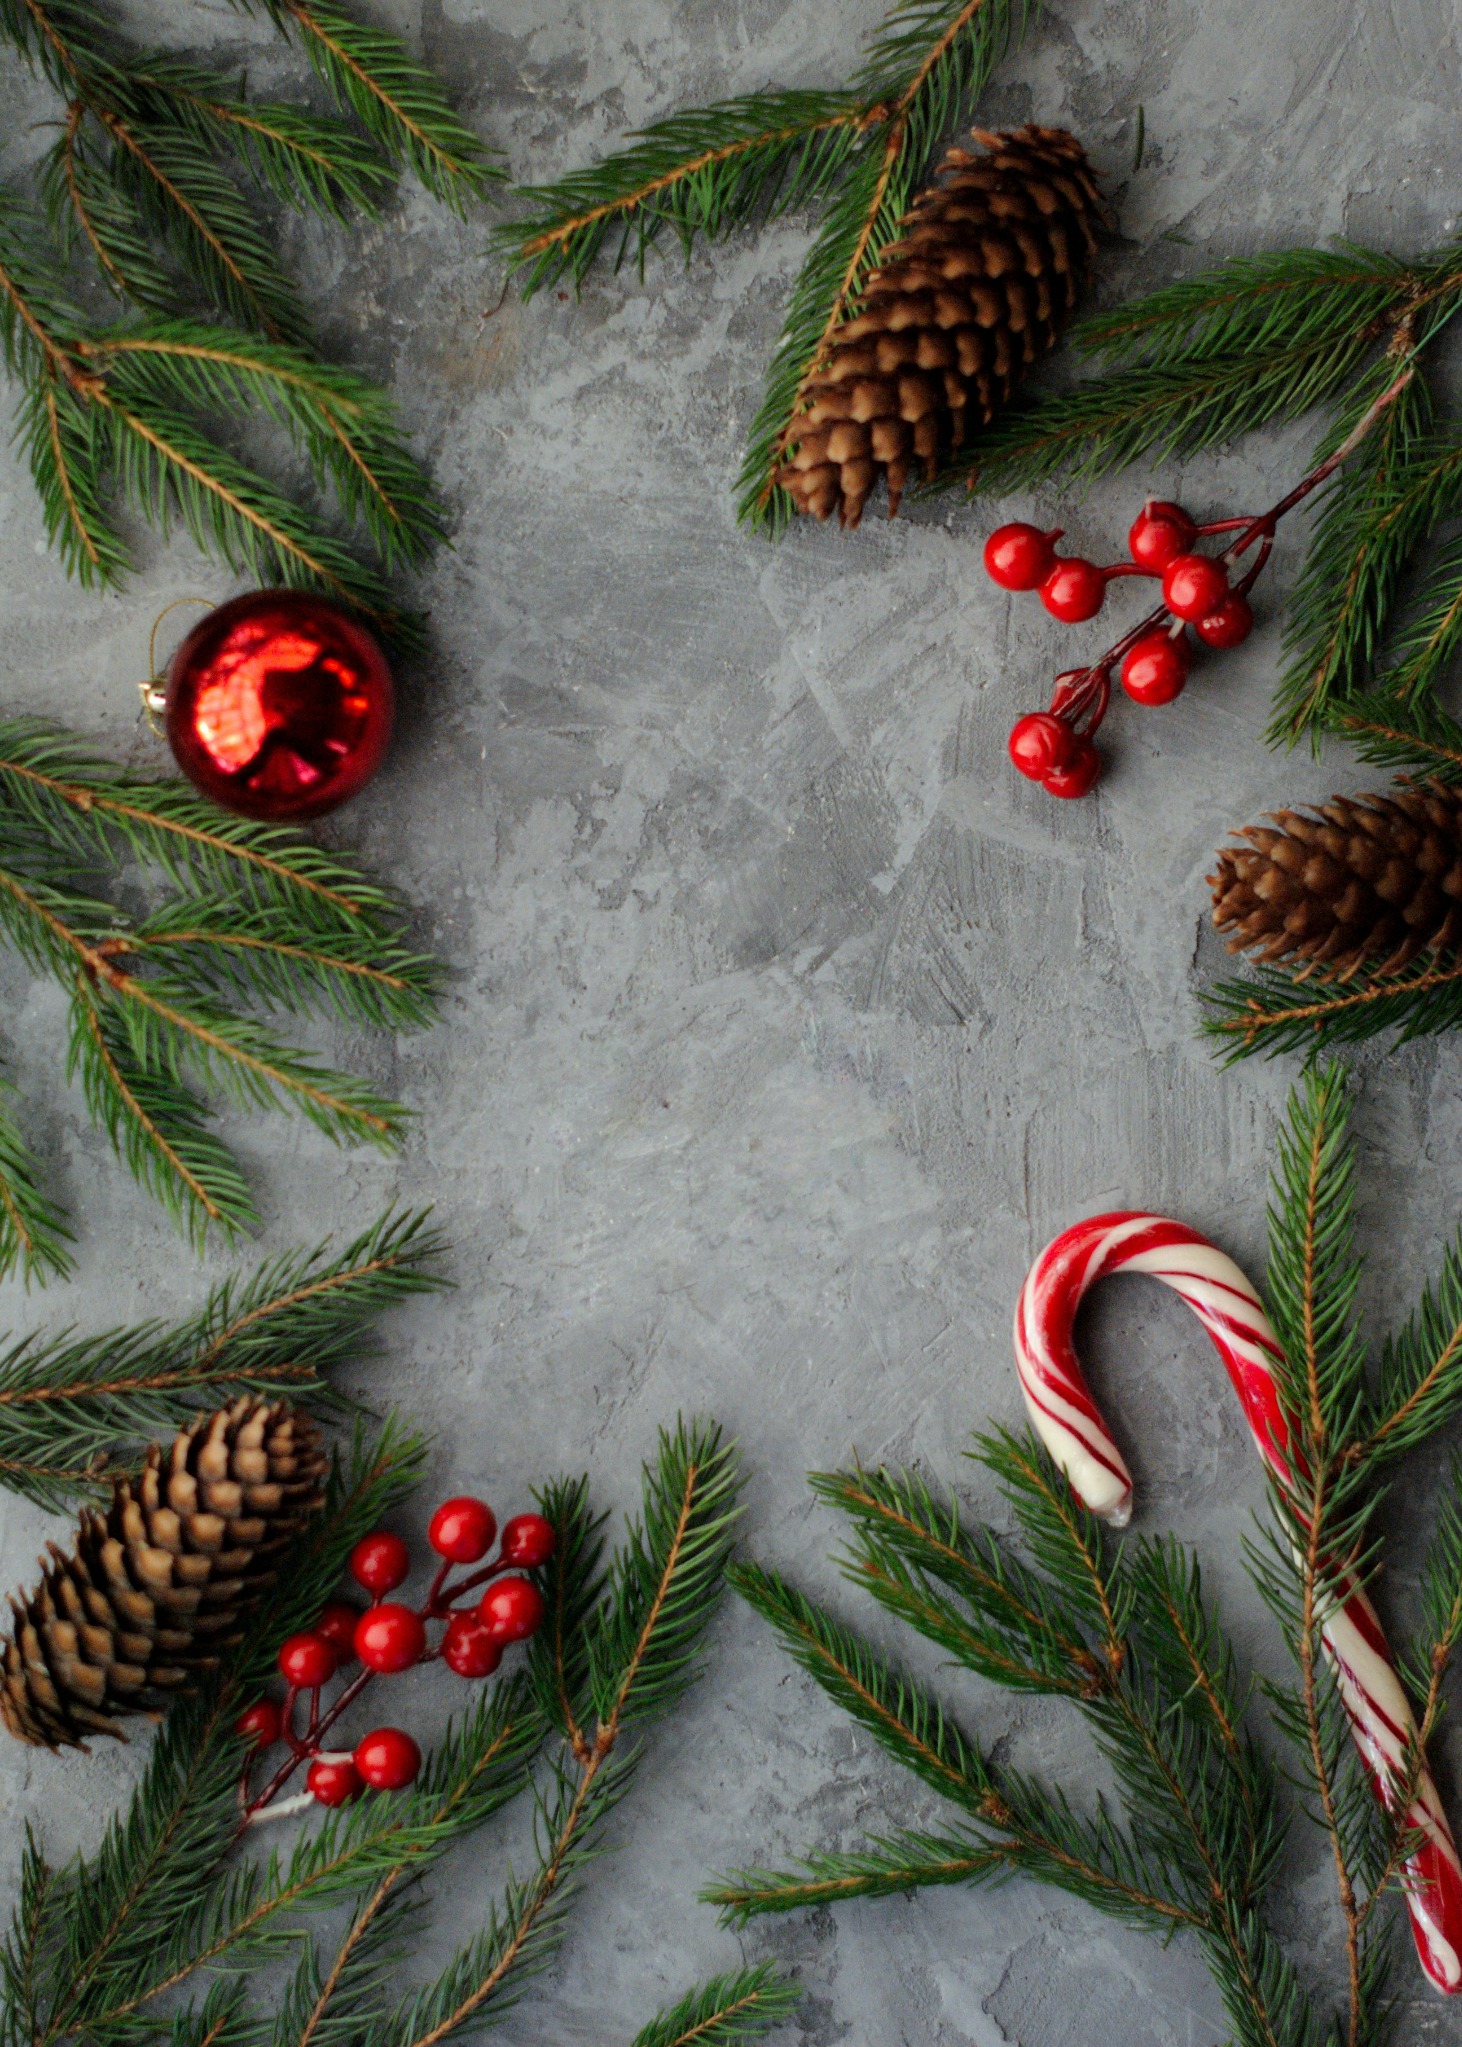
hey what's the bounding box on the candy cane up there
[1013,1210,1462,1996]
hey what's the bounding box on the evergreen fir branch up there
[1262,1062,1367,1449]
[975,1426,1132,1658]
[943,329,1382,496]
[0,719,406,926]
[94,105,308,343]
[94,386,403,625]
[730,1560,988,1809]
[585,1418,744,1738]
[1202,952,1462,1059]
[68,974,258,1246]
[528,1472,609,1746]
[497,91,869,296]
[814,1463,1102,1695]
[127,898,439,1034]
[1074,247,1412,365]
[40,110,177,310]
[1362,1243,1462,1465]
[128,59,396,224]
[707,1828,1008,1923]
[15,375,126,586]
[95,967,409,1150]
[1270,377,1443,745]
[232,0,500,211]
[83,322,444,569]
[0,720,439,1264]
[1337,688,1462,784]
[628,1964,799,2047]
[0,1077,73,1288]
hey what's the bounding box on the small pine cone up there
[775,124,1105,528]
[0,1399,326,1750]
[1210,782,1462,982]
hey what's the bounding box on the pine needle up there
[0,718,441,1265]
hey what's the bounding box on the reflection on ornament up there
[165,590,394,820]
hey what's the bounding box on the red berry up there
[1040,558,1107,624]
[308,1757,362,1807]
[1120,633,1189,707]
[354,1602,427,1674]
[442,1612,505,1678]
[354,1726,422,1791]
[1008,711,1075,781]
[235,1698,282,1748]
[1162,553,1229,623]
[499,1514,557,1568]
[349,1530,411,1596]
[1194,593,1254,648]
[983,522,1058,592]
[428,1496,497,1565]
[315,1600,363,1660]
[478,1577,547,1643]
[277,1632,337,1689]
[1043,739,1102,800]
[1127,500,1197,573]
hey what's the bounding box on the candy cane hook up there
[1013,1210,1462,1996]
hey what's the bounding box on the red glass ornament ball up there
[308,1757,363,1808]
[442,1612,505,1678]
[354,1726,422,1791]
[354,1602,427,1674]
[1121,633,1189,707]
[428,1496,498,1565]
[983,522,1059,592]
[235,1698,282,1748]
[1044,738,1101,800]
[1040,558,1107,623]
[499,1513,557,1569]
[478,1576,547,1643]
[315,1600,363,1660]
[1162,553,1229,623]
[350,1530,411,1596]
[1127,500,1198,573]
[277,1632,337,1689]
[1008,712,1075,781]
[1195,593,1254,648]
[164,589,393,822]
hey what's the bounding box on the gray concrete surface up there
[3,1,1462,2040]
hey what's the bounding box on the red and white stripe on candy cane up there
[1013,1210,1462,1996]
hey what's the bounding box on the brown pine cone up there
[1210,782,1462,982]
[775,124,1106,528]
[0,1399,326,1750]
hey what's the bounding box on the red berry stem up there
[244,1663,378,1817]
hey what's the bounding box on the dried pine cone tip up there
[775,123,1106,529]
[0,1399,327,1752]
[1210,783,1462,983]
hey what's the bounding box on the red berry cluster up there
[984,498,1264,799]
[236,1496,556,1817]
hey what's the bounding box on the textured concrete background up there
[3,1,1462,2040]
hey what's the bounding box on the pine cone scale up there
[1,1398,326,1750]
[1211,782,1462,982]
[776,124,1105,527]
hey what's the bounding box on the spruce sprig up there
[711,1069,1462,2047]
[0,719,442,1277]
[0,1419,788,2047]
[0,1207,445,1508]
[496,0,1034,534]
[0,0,488,621]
